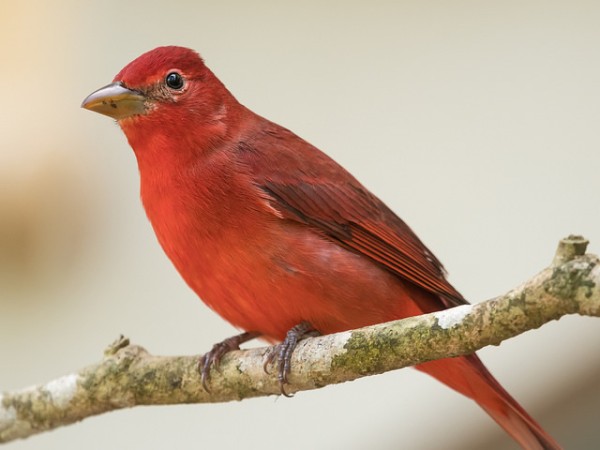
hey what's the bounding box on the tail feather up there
[416,355,561,450]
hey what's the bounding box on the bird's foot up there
[263,321,320,397]
[198,331,260,392]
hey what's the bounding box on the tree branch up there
[1,236,598,444]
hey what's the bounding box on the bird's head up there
[82,46,237,152]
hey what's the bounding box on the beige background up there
[1,1,599,449]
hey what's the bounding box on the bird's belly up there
[158,212,432,341]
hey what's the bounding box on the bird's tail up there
[416,354,561,450]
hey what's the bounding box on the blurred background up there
[1,1,599,448]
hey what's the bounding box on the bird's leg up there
[263,321,320,397]
[198,331,261,392]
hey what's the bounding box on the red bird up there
[82,46,560,449]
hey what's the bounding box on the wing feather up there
[238,124,467,309]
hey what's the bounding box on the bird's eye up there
[165,72,184,90]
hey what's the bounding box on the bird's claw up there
[263,321,319,397]
[198,342,229,392]
[198,331,260,392]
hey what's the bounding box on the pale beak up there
[81,82,147,120]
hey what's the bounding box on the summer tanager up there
[82,46,560,450]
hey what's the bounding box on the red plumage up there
[83,46,561,450]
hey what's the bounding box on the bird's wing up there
[238,125,467,309]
